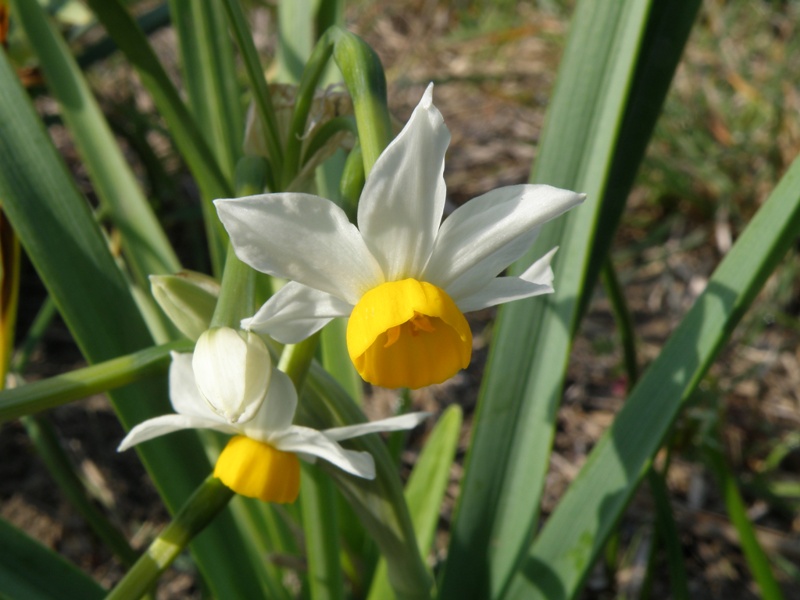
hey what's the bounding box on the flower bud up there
[192,327,272,424]
[150,271,219,341]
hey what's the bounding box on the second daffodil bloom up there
[118,327,427,503]
[216,84,585,389]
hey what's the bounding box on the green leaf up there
[0,49,265,599]
[83,0,232,203]
[439,2,699,598]
[706,447,785,599]
[299,363,433,600]
[0,341,190,423]
[368,405,462,600]
[301,465,346,600]
[11,0,180,289]
[507,152,800,598]
[0,518,105,599]
[167,0,243,273]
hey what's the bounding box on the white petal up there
[243,368,298,437]
[455,247,559,313]
[269,426,376,478]
[117,414,236,451]
[168,352,222,420]
[216,194,383,304]
[357,83,450,281]
[192,328,272,423]
[423,185,584,300]
[243,282,352,343]
[323,412,429,441]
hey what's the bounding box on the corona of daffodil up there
[216,84,585,389]
[119,327,427,503]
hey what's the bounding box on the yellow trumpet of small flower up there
[118,328,427,503]
[216,84,584,389]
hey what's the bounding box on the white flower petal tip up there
[322,411,430,442]
[420,82,434,108]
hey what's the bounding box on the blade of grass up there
[705,446,785,599]
[0,49,265,599]
[0,517,105,599]
[506,152,800,598]
[275,0,316,84]
[440,3,700,598]
[368,405,462,600]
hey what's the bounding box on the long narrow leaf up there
[441,2,654,596]
[0,518,105,599]
[0,49,265,599]
[168,0,243,273]
[300,363,433,600]
[368,405,462,600]
[84,0,232,202]
[507,152,800,598]
[11,0,180,287]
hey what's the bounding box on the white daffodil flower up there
[216,84,585,390]
[118,328,428,503]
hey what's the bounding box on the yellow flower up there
[216,85,584,389]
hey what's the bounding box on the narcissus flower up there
[118,327,427,503]
[216,84,584,389]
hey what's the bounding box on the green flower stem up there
[332,30,392,175]
[282,26,391,188]
[220,0,284,176]
[281,30,337,190]
[0,340,192,424]
[338,142,365,221]
[601,258,639,382]
[209,157,268,330]
[107,476,234,600]
[278,334,320,394]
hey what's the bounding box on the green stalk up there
[210,157,269,330]
[601,258,639,382]
[221,0,284,176]
[106,477,234,600]
[301,465,345,600]
[278,335,320,392]
[281,30,337,189]
[0,340,191,424]
[332,31,392,173]
[300,364,433,600]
